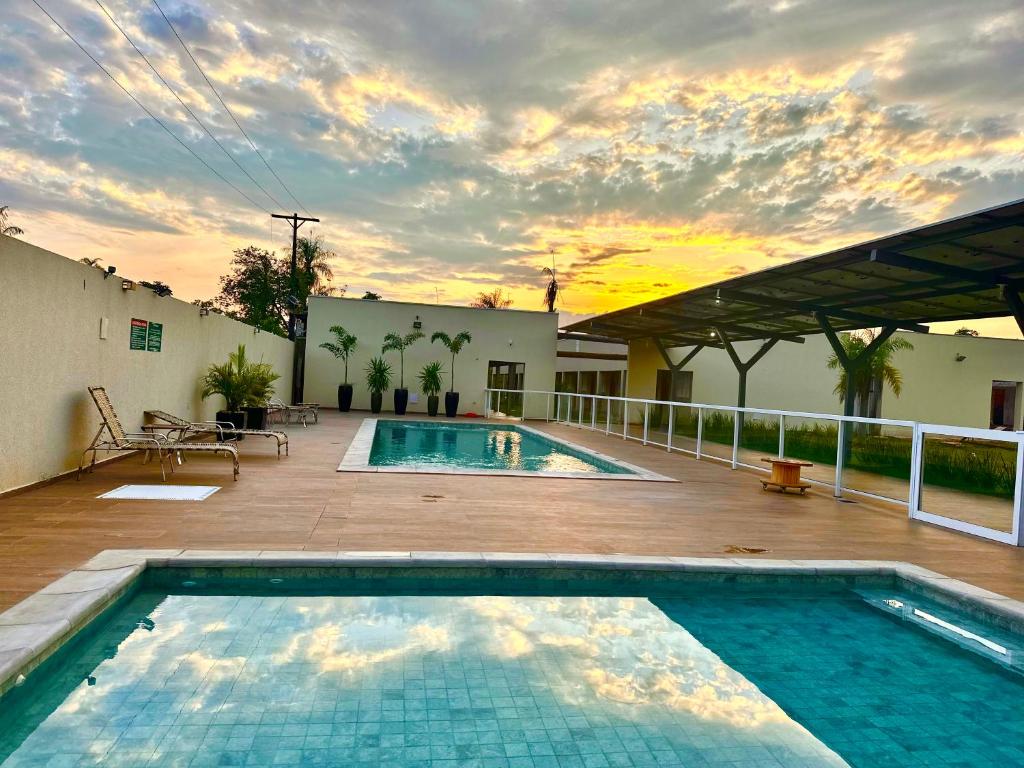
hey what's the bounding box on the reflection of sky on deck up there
[0,594,847,767]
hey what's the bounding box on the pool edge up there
[2,550,1023,695]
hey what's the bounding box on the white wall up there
[304,297,558,416]
[627,330,1024,429]
[556,339,628,373]
[0,236,294,493]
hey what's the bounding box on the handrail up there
[482,387,1024,547]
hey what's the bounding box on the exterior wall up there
[626,331,1024,429]
[556,339,628,372]
[304,297,558,417]
[0,236,295,493]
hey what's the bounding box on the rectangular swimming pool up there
[340,419,669,479]
[2,568,1023,768]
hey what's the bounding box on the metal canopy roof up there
[563,198,1024,347]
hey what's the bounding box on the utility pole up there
[271,212,320,406]
[271,212,320,340]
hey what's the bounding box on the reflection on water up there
[369,421,634,474]
[0,592,845,767]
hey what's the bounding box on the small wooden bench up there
[760,458,812,494]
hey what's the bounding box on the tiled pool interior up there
[2,572,1023,767]
[369,421,636,475]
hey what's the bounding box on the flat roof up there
[564,198,1024,345]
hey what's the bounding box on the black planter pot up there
[370,392,383,414]
[244,406,267,431]
[338,384,353,412]
[444,391,459,418]
[394,388,409,415]
[216,410,246,440]
[427,395,439,417]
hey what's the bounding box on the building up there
[555,333,627,401]
[303,296,558,417]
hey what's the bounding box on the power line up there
[93,0,285,210]
[31,0,271,215]
[150,0,311,215]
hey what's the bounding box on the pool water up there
[2,577,1023,768]
[369,421,635,475]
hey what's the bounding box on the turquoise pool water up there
[369,421,635,475]
[2,574,1023,767]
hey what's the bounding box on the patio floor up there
[1,409,1024,611]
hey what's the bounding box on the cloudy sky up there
[2,0,1023,333]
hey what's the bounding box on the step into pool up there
[2,570,1022,767]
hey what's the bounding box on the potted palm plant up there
[382,331,424,415]
[319,325,358,411]
[243,360,280,430]
[417,361,444,416]
[200,344,252,438]
[365,356,392,414]
[430,331,472,417]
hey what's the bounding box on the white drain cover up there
[98,485,220,501]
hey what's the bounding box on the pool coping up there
[3,550,1024,696]
[337,417,675,481]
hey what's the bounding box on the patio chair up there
[268,398,316,426]
[78,387,239,481]
[142,409,288,457]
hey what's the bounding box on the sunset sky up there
[3,0,1023,334]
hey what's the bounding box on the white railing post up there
[546,393,552,422]
[497,390,502,418]
[667,404,674,452]
[605,397,611,434]
[623,404,629,439]
[591,396,596,430]
[484,389,490,418]
[908,422,922,515]
[642,403,650,445]
[731,409,740,469]
[578,395,584,426]
[834,420,846,497]
[778,414,785,458]
[696,407,703,459]
[1013,439,1024,546]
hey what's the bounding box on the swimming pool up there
[340,419,670,479]
[2,563,1023,768]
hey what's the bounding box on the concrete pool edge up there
[337,417,676,481]
[2,550,1024,695]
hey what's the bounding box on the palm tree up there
[319,325,358,384]
[431,331,472,393]
[542,266,558,312]
[471,289,513,309]
[295,235,339,303]
[0,206,24,237]
[381,331,424,389]
[826,329,914,416]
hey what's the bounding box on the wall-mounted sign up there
[146,322,163,352]
[130,318,148,350]
[130,318,163,352]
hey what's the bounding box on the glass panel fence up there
[779,414,840,488]
[670,405,700,454]
[735,412,781,469]
[698,407,735,463]
[919,432,1017,534]
[844,423,913,503]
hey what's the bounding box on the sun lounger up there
[143,409,288,457]
[268,398,317,426]
[78,387,239,481]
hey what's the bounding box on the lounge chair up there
[143,409,288,457]
[268,398,317,426]
[78,387,239,481]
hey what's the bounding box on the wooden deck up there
[1,409,1023,610]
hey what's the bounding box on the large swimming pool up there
[2,570,1023,767]
[360,420,654,478]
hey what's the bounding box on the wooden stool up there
[760,458,812,494]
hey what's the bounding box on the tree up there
[79,257,104,269]
[319,325,358,384]
[0,205,23,237]
[362,291,382,300]
[826,329,914,417]
[139,280,172,297]
[542,266,559,312]
[215,246,289,335]
[471,288,513,309]
[382,331,424,389]
[431,331,472,393]
[954,327,979,337]
[295,235,341,301]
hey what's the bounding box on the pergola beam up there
[869,248,1024,289]
[718,289,930,334]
